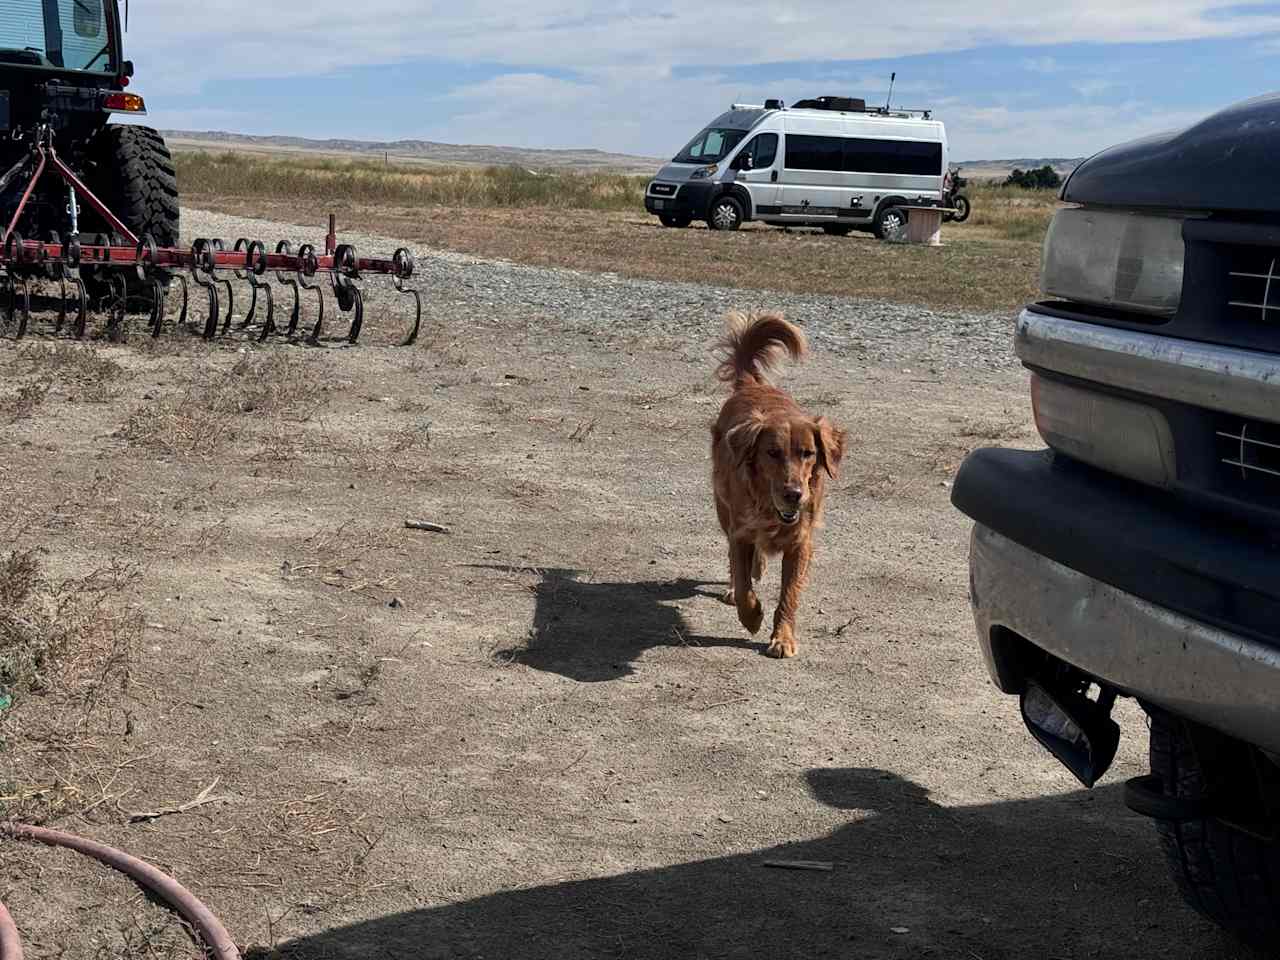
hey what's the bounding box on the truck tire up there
[1149,714,1280,950]
[87,124,180,251]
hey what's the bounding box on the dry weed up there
[119,353,334,456]
[0,551,142,822]
[11,342,124,403]
[1,380,51,421]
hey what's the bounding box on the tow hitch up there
[1019,672,1121,788]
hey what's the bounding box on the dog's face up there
[727,413,846,525]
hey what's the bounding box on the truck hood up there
[1063,92,1280,213]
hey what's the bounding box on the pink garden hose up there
[0,823,239,960]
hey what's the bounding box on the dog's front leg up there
[766,540,812,658]
[732,540,764,634]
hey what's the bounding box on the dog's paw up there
[738,595,764,634]
[762,640,793,660]
[719,589,735,606]
[765,628,797,659]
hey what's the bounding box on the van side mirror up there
[738,154,754,171]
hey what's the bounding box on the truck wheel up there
[660,214,692,228]
[1148,714,1280,950]
[88,124,180,249]
[708,196,743,231]
[873,205,907,241]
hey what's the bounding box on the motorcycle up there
[943,170,971,223]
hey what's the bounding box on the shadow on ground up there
[252,767,1248,960]
[480,565,757,681]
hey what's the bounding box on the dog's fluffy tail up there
[714,311,807,388]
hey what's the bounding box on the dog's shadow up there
[475,565,756,682]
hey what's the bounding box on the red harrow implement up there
[0,128,420,345]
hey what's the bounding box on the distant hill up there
[954,157,1085,181]
[162,130,663,175]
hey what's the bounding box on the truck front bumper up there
[954,448,1280,755]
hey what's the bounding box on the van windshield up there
[673,127,746,164]
[0,0,114,73]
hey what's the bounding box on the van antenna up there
[885,72,895,112]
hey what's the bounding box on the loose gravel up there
[182,207,1019,370]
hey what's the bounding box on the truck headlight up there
[690,164,718,180]
[1041,207,1187,317]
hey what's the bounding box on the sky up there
[121,1,1280,162]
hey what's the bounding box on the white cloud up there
[124,1,1280,84]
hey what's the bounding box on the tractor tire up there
[1148,713,1280,951]
[87,124,180,250]
[952,194,971,223]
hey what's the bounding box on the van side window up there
[785,135,843,171]
[844,139,942,176]
[749,133,778,168]
[784,134,942,176]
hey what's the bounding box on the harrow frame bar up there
[0,125,422,345]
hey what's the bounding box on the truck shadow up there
[252,768,1248,960]
[479,564,758,682]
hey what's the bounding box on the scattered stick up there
[127,779,230,824]
[762,860,835,872]
[405,520,451,534]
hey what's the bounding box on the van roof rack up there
[788,95,933,120]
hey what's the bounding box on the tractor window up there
[0,0,113,72]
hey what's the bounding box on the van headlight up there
[1041,207,1186,317]
[690,164,718,180]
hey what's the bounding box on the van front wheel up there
[708,196,744,231]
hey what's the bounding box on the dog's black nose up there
[782,487,802,505]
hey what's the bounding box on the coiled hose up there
[0,823,239,960]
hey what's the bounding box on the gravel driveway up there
[182,207,1017,370]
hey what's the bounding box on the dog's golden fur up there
[710,312,846,658]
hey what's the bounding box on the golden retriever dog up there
[710,312,846,659]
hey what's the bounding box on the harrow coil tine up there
[174,274,189,330]
[2,275,12,336]
[345,287,364,344]
[274,241,302,337]
[282,279,301,337]
[149,279,165,338]
[203,286,219,340]
[241,281,257,328]
[107,274,128,342]
[395,279,422,346]
[72,277,87,339]
[255,283,276,343]
[306,286,325,345]
[15,277,29,340]
[218,279,235,335]
[56,277,67,333]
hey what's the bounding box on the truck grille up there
[1217,417,1280,487]
[1226,248,1280,325]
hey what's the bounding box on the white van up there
[644,96,948,238]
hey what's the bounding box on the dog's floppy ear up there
[812,416,846,479]
[723,413,766,469]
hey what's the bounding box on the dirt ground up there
[0,212,1258,960]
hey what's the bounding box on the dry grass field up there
[0,166,1251,960]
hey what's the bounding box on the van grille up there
[650,183,676,196]
[1226,248,1280,325]
[1217,417,1280,490]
